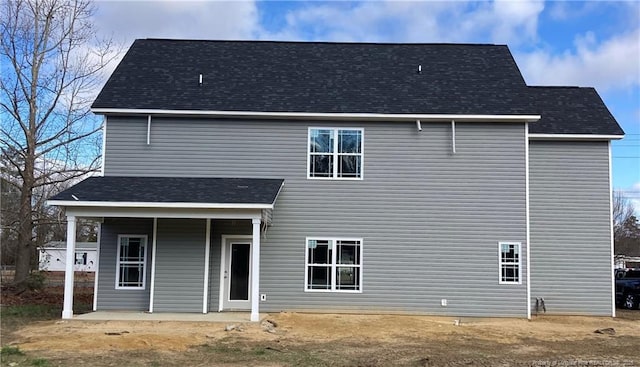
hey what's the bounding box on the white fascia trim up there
[528,134,624,141]
[91,108,541,123]
[47,200,274,210]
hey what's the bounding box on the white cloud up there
[93,1,259,43]
[260,0,544,45]
[517,28,640,92]
[86,1,260,103]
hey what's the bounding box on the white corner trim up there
[47,200,274,210]
[100,117,106,176]
[525,123,531,319]
[91,107,541,123]
[528,133,624,141]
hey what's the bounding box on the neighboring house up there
[48,40,624,321]
[38,241,97,272]
[615,256,640,269]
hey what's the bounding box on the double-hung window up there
[305,238,362,292]
[116,235,147,289]
[499,242,521,284]
[308,128,363,179]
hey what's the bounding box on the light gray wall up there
[105,117,528,316]
[153,218,207,312]
[529,141,612,315]
[97,218,153,310]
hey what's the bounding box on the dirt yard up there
[4,310,640,366]
[2,277,639,366]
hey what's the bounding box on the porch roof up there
[48,176,284,209]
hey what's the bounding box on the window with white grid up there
[308,128,363,179]
[499,242,521,284]
[116,235,147,289]
[305,238,362,292]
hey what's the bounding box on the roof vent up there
[417,65,422,74]
[198,74,203,86]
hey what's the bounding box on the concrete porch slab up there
[74,311,266,322]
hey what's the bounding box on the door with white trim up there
[221,238,252,310]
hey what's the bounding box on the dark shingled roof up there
[92,39,623,136]
[528,86,624,135]
[49,176,284,205]
[92,39,535,115]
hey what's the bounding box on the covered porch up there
[47,176,284,322]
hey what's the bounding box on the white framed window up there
[116,235,148,289]
[498,242,521,284]
[308,128,363,179]
[305,237,362,292]
[75,252,87,265]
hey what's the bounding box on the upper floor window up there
[116,235,147,289]
[499,242,521,284]
[308,128,363,179]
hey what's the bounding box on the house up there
[615,256,640,269]
[38,241,97,272]
[48,40,624,321]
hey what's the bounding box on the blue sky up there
[93,0,639,204]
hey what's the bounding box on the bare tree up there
[613,190,636,242]
[613,190,640,256]
[0,0,117,290]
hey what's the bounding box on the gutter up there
[91,108,541,123]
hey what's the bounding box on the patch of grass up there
[1,345,24,356]
[253,348,267,355]
[195,340,335,366]
[31,358,50,366]
[2,304,61,319]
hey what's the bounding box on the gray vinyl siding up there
[153,219,207,312]
[529,141,612,315]
[97,218,153,310]
[105,116,528,317]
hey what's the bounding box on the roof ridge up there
[139,38,504,47]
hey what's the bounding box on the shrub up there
[26,271,46,291]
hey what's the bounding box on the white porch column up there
[202,219,211,314]
[62,215,77,319]
[250,218,261,322]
